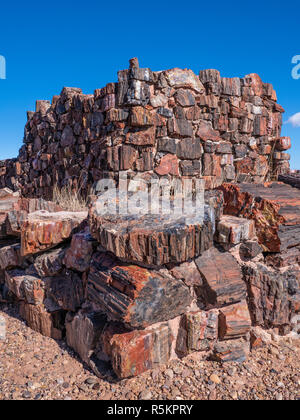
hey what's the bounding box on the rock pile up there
[0,181,299,379]
[0,59,298,380]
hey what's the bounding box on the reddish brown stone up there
[66,311,107,365]
[102,322,173,378]
[63,229,95,272]
[243,263,300,330]
[218,301,251,340]
[33,247,66,277]
[5,269,45,305]
[130,106,154,127]
[21,210,87,256]
[276,137,291,151]
[212,338,250,363]
[0,242,22,270]
[125,126,156,146]
[87,252,193,329]
[219,182,300,252]
[89,204,213,266]
[164,68,204,93]
[155,154,179,176]
[171,261,202,287]
[45,271,85,312]
[19,302,63,340]
[195,247,246,307]
[183,310,218,353]
[197,121,222,142]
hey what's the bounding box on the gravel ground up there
[0,303,299,401]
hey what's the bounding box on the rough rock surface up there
[89,204,213,267]
[0,59,290,199]
[21,210,87,256]
[219,182,300,253]
[87,252,193,329]
[195,248,247,307]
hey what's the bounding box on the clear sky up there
[0,0,299,168]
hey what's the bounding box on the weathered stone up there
[21,210,87,256]
[279,172,300,190]
[125,126,156,146]
[195,248,246,308]
[89,204,213,266]
[218,301,251,340]
[87,252,193,329]
[45,271,85,312]
[197,120,222,142]
[180,160,201,176]
[176,138,202,160]
[5,269,45,304]
[0,242,22,270]
[212,339,250,363]
[66,311,107,364]
[0,189,20,237]
[102,322,172,378]
[168,118,193,137]
[19,302,63,340]
[183,310,218,353]
[276,137,291,151]
[164,68,204,93]
[170,260,203,287]
[130,106,154,127]
[243,263,300,330]
[219,182,300,253]
[174,89,196,107]
[155,154,179,176]
[34,247,66,277]
[5,197,62,236]
[239,240,262,260]
[63,229,95,272]
[216,215,256,245]
[157,138,177,154]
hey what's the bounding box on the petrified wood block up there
[87,252,193,329]
[21,210,87,256]
[102,322,173,379]
[220,182,300,252]
[183,310,218,353]
[216,215,255,245]
[218,301,251,340]
[195,247,246,307]
[19,302,64,340]
[89,205,213,267]
[243,263,300,330]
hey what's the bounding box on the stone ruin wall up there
[0,57,291,199]
[0,59,299,381]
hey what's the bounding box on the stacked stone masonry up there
[0,59,299,380]
[0,58,291,199]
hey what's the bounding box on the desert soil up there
[0,303,299,401]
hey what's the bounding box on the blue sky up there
[0,0,299,168]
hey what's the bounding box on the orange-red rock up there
[218,301,252,340]
[21,210,87,256]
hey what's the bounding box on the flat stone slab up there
[21,210,87,256]
[220,182,300,252]
[89,204,213,267]
[279,173,300,189]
